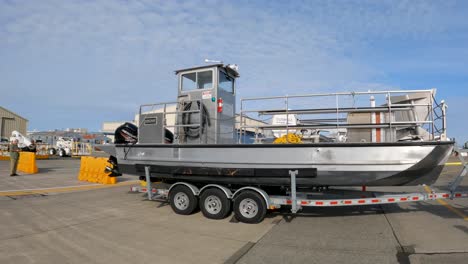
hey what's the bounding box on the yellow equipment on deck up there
[273,133,303,144]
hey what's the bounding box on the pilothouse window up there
[219,70,234,93]
[181,72,196,90]
[181,70,213,91]
[197,71,213,89]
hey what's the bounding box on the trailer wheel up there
[48,148,56,155]
[58,149,66,157]
[200,188,231,219]
[169,185,198,215]
[233,191,267,224]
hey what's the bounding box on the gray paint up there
[175,65,236,144]
[105,142,453,186]
[138,113,165,143]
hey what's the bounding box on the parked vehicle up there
[10,131,36,152]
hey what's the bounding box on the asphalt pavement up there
[0,156,467,264]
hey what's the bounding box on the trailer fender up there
[199,184,233,199]
[233,187,270,208]
[169,182,200,196]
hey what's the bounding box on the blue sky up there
[0,0,467,143]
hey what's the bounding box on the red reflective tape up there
[455,193,462,197]
[372,199,380,203]
[315,201,324,205]
[344,200,352,204]
[442,194,449,198]
[358,200,366,204]
[286,200,292,204]
[301,201,308,205]
[412,197,419,201]
[330,201,338,205]
[400,197,408,201]
[388,198,395,202]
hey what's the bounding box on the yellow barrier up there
[0,153,47,161]
[78,156,117,184]
[17,152,39,174]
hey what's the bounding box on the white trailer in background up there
[48,137,73,157]
[9,131,36,152]
[48,137,91,157]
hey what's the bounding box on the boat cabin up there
[138,64,240,144]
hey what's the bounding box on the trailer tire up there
[48,148,56,155]
[58,149,66,157]
[169,185,198,215]
[200,188,231,219]
[233,191,267,224]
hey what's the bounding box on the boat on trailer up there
[100,63,454,188]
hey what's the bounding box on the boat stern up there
[94,144,122,177]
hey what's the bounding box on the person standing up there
[9,139,20,176]
[29,139,37,153]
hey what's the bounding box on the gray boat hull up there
[99,141,453,187]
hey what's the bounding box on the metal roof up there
[174,63,240,77]
[0,106,28,121]
[174,64,223,74]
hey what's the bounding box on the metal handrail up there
[239,89,444,144]
[241,89,435,101]
[253,105,428,115]
[241,121,432,130]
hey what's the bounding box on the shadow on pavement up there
[454,225,468,234]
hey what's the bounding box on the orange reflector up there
[301,201,308,205]
[388,198,395,202]
[330,201,338,205]
[412,197,419,201]
[358,200,366,204]
[344,200,352,204]
[371,199,380,203]
[315,201,323,205]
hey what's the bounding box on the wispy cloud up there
[0,0,467,142]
